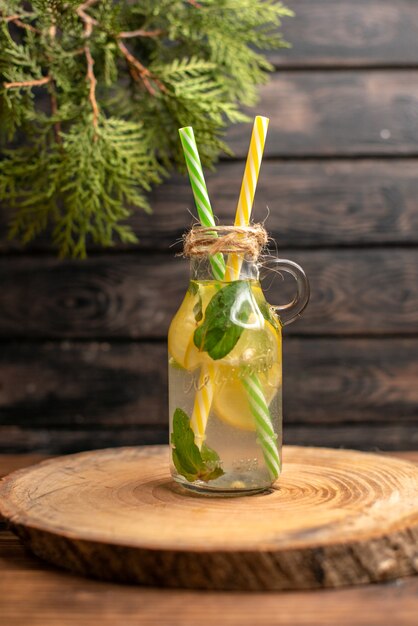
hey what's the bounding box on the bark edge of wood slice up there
[1,445,418,590]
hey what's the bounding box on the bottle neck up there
[189,256,259,281]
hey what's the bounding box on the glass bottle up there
[168,253,309,495]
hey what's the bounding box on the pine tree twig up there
[84,45,99,132]
[43,14,61,143]
[118,28,164,39]
[117,41,155,95]
[76,0,99,38]
[71,47,86,56]
[4,75,51,89]
[76,2,165,99]
[2,14,40,33]
[117,41,166,96]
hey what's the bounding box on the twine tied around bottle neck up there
[182,224,268,260]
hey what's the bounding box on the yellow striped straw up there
[190,363,215,449]
[225,115,269,281]
[223,115,280,478]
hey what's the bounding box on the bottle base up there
[173,476,273,497]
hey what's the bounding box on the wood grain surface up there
[2,454,418,626]
[273,0,418,66]
[114,159,418,248]
[1,249,418,338]
[3,159,418,252]
[2,551,418,626]
[0,454,47,477]
[228,71,418,157]
[1,339,417,442]
[2,1,418,455]
[3,423,418,456]
[2,446,418,591]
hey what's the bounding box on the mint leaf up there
[169,357,187,371]
[193,295,203,322]
[199,444,225,481]
[188,281,199,296]
[172,449,198,482]
[193,281,253,360]
[258,299,281,331]
[201,443,221,464]
[188,281,203,322]
[171,408,224,483]
[201,466,225,481]
[171,408,202,475]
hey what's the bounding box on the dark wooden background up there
[1,0,418,453]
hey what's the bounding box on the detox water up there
[168,278,282,494]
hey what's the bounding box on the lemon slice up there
[168,291,196,369]
[213,322,282,431]
[212,364,281,431]
[168,283,216,370]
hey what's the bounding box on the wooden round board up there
[1,445,418,590]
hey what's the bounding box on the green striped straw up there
[242,374,281,479]
[178,124,280,481]
[178,127,226,280]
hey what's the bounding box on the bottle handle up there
[260,258,310,326]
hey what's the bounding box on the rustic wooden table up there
[2,453,418,626]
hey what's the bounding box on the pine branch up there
[118,28,164,39]
[84,45,99,130]
[76,0,99,37]
[2,15,40,33]
[117,40,165,96]
[0,0,293,257]
[3,75,51,88]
